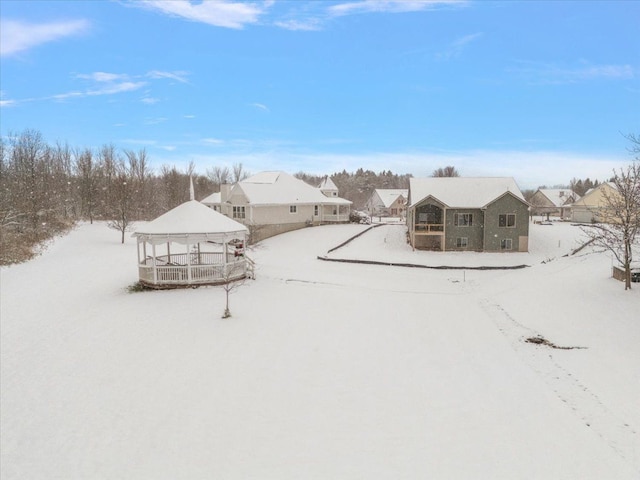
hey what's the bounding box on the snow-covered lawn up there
[1,222,639,479]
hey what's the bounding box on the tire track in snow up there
[479,298,639,473]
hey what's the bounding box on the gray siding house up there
[407,177,530,252]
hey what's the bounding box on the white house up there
[365,189,408,217]
[529,188,579,219]
[203,171,352,243]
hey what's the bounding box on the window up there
[289,205,297,214]
[314,205,319,216]
[500,238,513,250]
[456,237,468,248]
[499,214,516,228]
[232,206,245,219]
[454,213,473,227]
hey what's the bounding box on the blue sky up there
[1,0,638,188]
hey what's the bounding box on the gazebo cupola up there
[133,200,252,288]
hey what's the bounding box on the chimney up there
[221,184,231,202]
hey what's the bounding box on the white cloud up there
[202,138,225,145]
[135,0,268,29]
[436,32,483,60]
[249,102,269,112]
[87,81,147,96]
[328,0,465,16]
[147,70,190,83]
[510,61,636,85]
[274,19,322,31]
[76,72,129,83]
[144,117,168,125]
[0,19,90,57]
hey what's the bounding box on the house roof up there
[536,188,579,207]
[373,189,409,208]
[318,176,338,191]
[200,192,221,205]
[570,182,617,207]
[409,177,526,209]
[234,171,351,206]
[133,200,248,244]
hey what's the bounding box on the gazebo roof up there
[133,200,248,244]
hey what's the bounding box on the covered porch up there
[409,201,446,251]
[320,203,351,223]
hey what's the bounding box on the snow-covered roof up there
[537,189,578,207]
[133,200,248,244]
[318,176,338,191]
[236,171,351,206]
[409,177,526,208]
[200,192,221,205]
[373,189,408,208]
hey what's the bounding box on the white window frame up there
[289,205,297,214]
[314,205,319,216]
[499,213,516,228]
[232,206,245,219]
[500,238,513,250]
[456,237,468,248]
[455,213,473,227]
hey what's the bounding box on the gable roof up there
[234,171,351,206]
[409,177,526,209]
[571,182,617,207]
[134,200,248,242]
[536,188,579,207]
[372,189,409,208]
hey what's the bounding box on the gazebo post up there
[152,243,158,284]
[186,240,192,282]
[167,242,171,264]
[223,241,229,279]
[143,242,147,262]
[136,239,141,265]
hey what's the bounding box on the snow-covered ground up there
[1,222,639,479]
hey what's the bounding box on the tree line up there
[0,129,249,263]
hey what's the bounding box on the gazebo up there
[133,200,252,288]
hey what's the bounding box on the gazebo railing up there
[138,258,248,286]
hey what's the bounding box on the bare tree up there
[206,166,231,189]
[432,166,460,177]
[220,262,248,318]
[582,153,639,290]
[107,160,135,244]
[232,162,249,182]
[75,148,99,223]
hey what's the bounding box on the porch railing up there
[414,223,444,233]
[322,214,349,222]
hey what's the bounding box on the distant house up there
[529,188,579,219]
[570,182,618,223]
[365,189,409,217]
[407,177,530,252]
[202,171,352,243]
